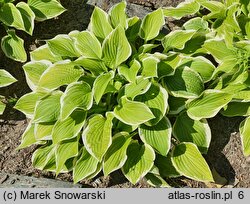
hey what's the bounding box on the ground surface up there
[0,0,250,188]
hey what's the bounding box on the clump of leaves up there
[15,0,250,187]
[0,0,66,62]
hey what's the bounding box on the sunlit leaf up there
[73,147,99,183]
[141,56,159,78]
[172,142,214,182]
[123,76,151,100]
[23,60,52,91]
[75,31,102,59]
[0,69,16,87]
[187,90,232,120]
[28,0,66,21]
[239,117,250,156]
[136,83,169,125]
[30,44,62,62]
[103,132,131,176]
[55,137,78,174]
[163,0,200,19]
[52,110,86,144]
[33,91,62,123]
[173,112,211,153]
[163,66,204,99]
[139,8,165,41]
[38,60,83,91]
[109,1,127,29]
[162,30,196,52]
[122,141,155,184]
[89,6,113,41]
[48,34,80,57]
[16,2,35,35]
[60,81,92,120]
[0,3,24,30]
[14,92,45,118]
[114,96,155,126]
[139,117,172,156]
[93,71,114,104]
[118,60,141,83]
[102,25,131,69]
[1,30,27,62]
[82,113,113,161]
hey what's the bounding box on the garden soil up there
[0,0,250,188]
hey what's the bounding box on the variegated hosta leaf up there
[163,0,200,20]
[139,117,172,156]
[173,112,211,153]
[34,122,54,140]
[199,0,226,19]
[89,6,113,41]
[162,30,196,52]
[168,95,186,115]
[136,83,169,126]
[141,56,159,78]
[38,60,83,91]
[163,66,204,99]
[32,144,56,170]
[1,30,27,62]
[75,31,102,59]
[30,44,62,62]
[0,69,17,87]
[55,137,79,174]
[239,117,250,156]
[82,113,113,161]
[47,34,80,57]
[103,132,131,176]
[172,142,214,182]
[93,71,114,104]
[102,25,132,69]
[28,0,66,21]
[138,44,160,54]
[23,60,52,91]
[221,102,250,117]
[109,1,127,29]
[126,16,141,41]
[233,90,250,101]
[182,56,215,82]
[122,141,155,184]
[16,2,35,35]
[203,39,237,63]
[139,8,165,41]
[157,55,181,78]
[145,173,170,188]
[17,123,37,150]
[123,76,151,100]
[118,60,141,83]
[73,147,99,183]
[14,92,45,118]
[74,57,107,76]
[60,81,93,120]
[187,90,232,120]
[114,96,155,126]
[0,3,25,31]
[155,154,181,178]
[183,17,209,31]
[33,91,62,123]
[52,110,86,144]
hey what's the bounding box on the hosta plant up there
[0,0,65,62]
[0,69,16,114]
[15,0,250,187]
